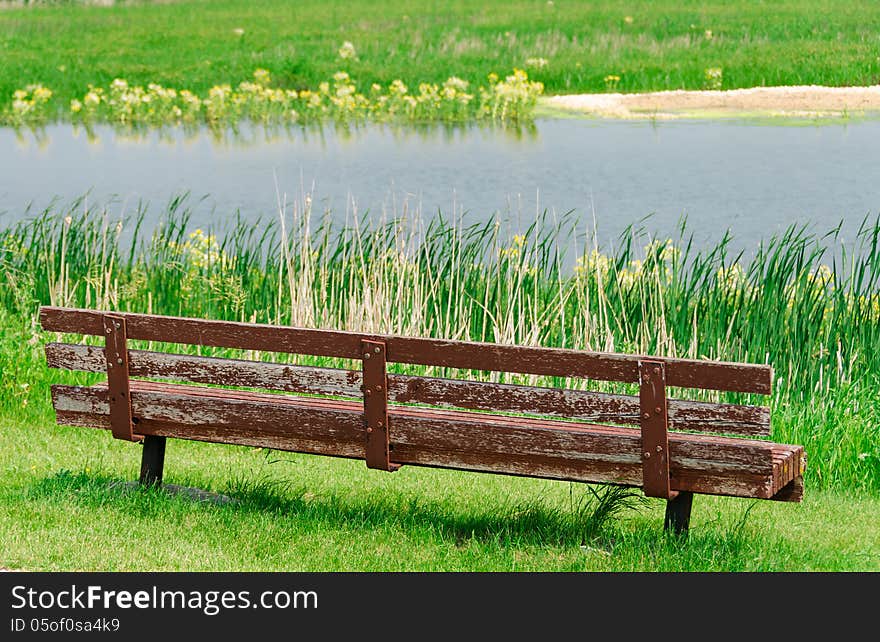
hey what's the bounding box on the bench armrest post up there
[104,315,144,443]
[639,360,675,499]
[362,339,399,472]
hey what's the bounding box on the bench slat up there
[40,307,772,394]
[50,382,800,500]
[45,343,771,436]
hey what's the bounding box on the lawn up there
[1,0,878,572]
[2,0,880,117]
[2,412,877,572]
[0,206,878,571]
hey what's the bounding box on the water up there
[2,118,879,251]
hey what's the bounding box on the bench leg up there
[664,492,694,536]
[139,436,166,487]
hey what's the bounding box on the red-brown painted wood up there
[45,342,771,435]
[639,360,673,499]
[40,307,772,394]
[50,381,803,500]
[362,339,397,471]
[103,315,142,442]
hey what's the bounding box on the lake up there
[2,117,879,252]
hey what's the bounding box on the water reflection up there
[10,118,539,150]
[2,118,878,254]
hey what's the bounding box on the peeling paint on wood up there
[40,306,805,510]
[50,381,802,501]
[46,343,771,435]
[40,307,772,393]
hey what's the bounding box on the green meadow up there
[0,203,877,571]
[0,0,878,572]
[2,0,880,124]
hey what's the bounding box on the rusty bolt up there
[366,427,373,434]
[656,445,662,453]
[643,452,651,459]
[643,375,650,383]
[376,385,382,391]
[117,358,123,365]
[655,406,662,414]
[643,412,650,419]
[115,321,121,329]
[105,328,112,334]
[653,367,660,375]
[365,390,372,396]
[374,347,381,354]
[363,353,371,359]
[377,421,383,428]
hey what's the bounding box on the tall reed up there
[1,196,877,490]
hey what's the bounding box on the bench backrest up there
[41,306,772,424]
[41,307,771,392]
[41,306,774,498]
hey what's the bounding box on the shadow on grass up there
[230,483,802,570]
[28,469,652,548]
[230,474,652,547]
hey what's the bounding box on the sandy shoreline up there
[542,85,880,120]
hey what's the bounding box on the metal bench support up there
[103,315,143,443]
[664,491,694,535]
[639,359,674,500]
[362,339,399,472]
[140,436,167,486]
[640,359,694,533]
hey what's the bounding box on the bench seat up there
[51,379,804,502]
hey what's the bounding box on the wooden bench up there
[40,306,806,534]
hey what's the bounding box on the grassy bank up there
[1,200,878,570]
[1,199,878,491]
[1,410,877,571]
[2,0,880,120]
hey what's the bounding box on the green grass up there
[1,413,877,572]
[2,0,880,118]
[1,199,878,570]
[2,0,878,574]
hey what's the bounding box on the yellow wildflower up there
[253,68,271,86]
[338,41,357,60]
